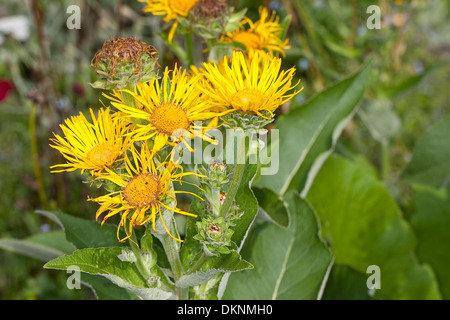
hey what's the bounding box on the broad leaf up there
[232,163,259,250]
[223,192,333,300]
[358,99,401,143]
[36,210,125,249]
[45,247,175,300]
[252,186,290,228]
[180,198,204,271]
[256,60,371,197]
[402,114,450,188]
[307,155,442,299]
[321,264,372,300]
[45,247,147,287]
[81,274,139,300]
[0,231,71,262]
[410,184,450,299]
[0,230,136,300]
[383,64,442,101]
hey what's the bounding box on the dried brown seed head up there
[91,36,159,78]
[191,0,229,20]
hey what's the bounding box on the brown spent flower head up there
[207,223,221,237]
[91,37,160,89]
[191,0,229,20]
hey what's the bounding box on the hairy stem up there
[219,134,247,217]
[187,252,209,274]
[129,234,152,282]
[159,232,189,299]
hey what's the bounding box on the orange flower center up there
[231,31,262,50]
[150,103,190,136]
[86,143,118,168]
[168,0,199,17]
[231,88,267,113]
[123,173,161,208]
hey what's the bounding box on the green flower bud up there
[197,160,231,188]
[193,216,235,256]
[222,110,275,130]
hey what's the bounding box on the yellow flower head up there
[50,108,132,175]
[106,66,218,153]
[198,50,302,117]
[139,0,200,42]
[140,0,199,20]
[90,144,198,242]
[221,6,290,57]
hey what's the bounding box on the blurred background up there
[0,0,449,299]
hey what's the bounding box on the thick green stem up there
[186,31,195,68]
[219,135,247,217]
[207,187,221,217]
[381,140,390,182]
[159,233,189,300]
[188,252,209,274]
[129,234,152,282]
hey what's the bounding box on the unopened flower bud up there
[197,160,230,188]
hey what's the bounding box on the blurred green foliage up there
[0,0,449,299]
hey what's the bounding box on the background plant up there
[0,0,449,300]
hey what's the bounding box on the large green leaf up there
[0,230,137,300]
[402,114,450,188]
[232,163,259,250]
[256,60,371,196]
[45,247,175,300]
[358,99,401,143]
[307,155,441,299]
[410,184,450,299]
[36,210,125,249]
[45,247,146,287]
[223,192,333,300]
[81,274,139,300]
[180,198,204,271]
[322,264,372,300]
[0,231,72,262]
[252,186,290,228]
[383,64,442,101]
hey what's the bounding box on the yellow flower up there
[50,108,132,175]
[197,50,302,117]
[89,144,198,242]
[106,65,218,153]
[221,6,290,57]
[139,0,200,42]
